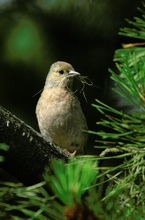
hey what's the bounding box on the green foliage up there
[110,55,145,110]
[4,16,47,65]
[88,3,145,219]
[119,3,145,40]
[0,143,9,162]
[91,99,145,148]
[0,181,64,220]
[0,154,145,219]
[109,2,145,111]
[46,157,97,208]
[0,157,98,219]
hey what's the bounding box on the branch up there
[0,105,68,185]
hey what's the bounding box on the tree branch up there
[0,105,68,185]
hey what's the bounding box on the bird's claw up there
[64,149,77,157]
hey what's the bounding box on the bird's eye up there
[58,70,64,74]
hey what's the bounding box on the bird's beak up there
[68,70,80,77]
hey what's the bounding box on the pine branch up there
[0,105,68,185]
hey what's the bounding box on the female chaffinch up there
[36,61,88,156]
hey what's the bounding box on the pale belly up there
[36,88,88,153]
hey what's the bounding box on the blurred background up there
[0,0,142,152]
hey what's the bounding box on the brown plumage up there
[36,61,88,155]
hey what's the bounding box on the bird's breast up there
[36,86,88,151]
[41,87,79,109]
[36,87,81,127]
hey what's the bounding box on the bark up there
[0,105,68,185]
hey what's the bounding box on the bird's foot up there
[63,149,77,157]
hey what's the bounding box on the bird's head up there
[45,61,80,89]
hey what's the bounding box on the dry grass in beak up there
[76,75,94,102]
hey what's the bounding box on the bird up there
[36,61,88,155]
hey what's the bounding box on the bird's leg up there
[63,149,77,157]
[64,145,81,157]
[70,150,77,157]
